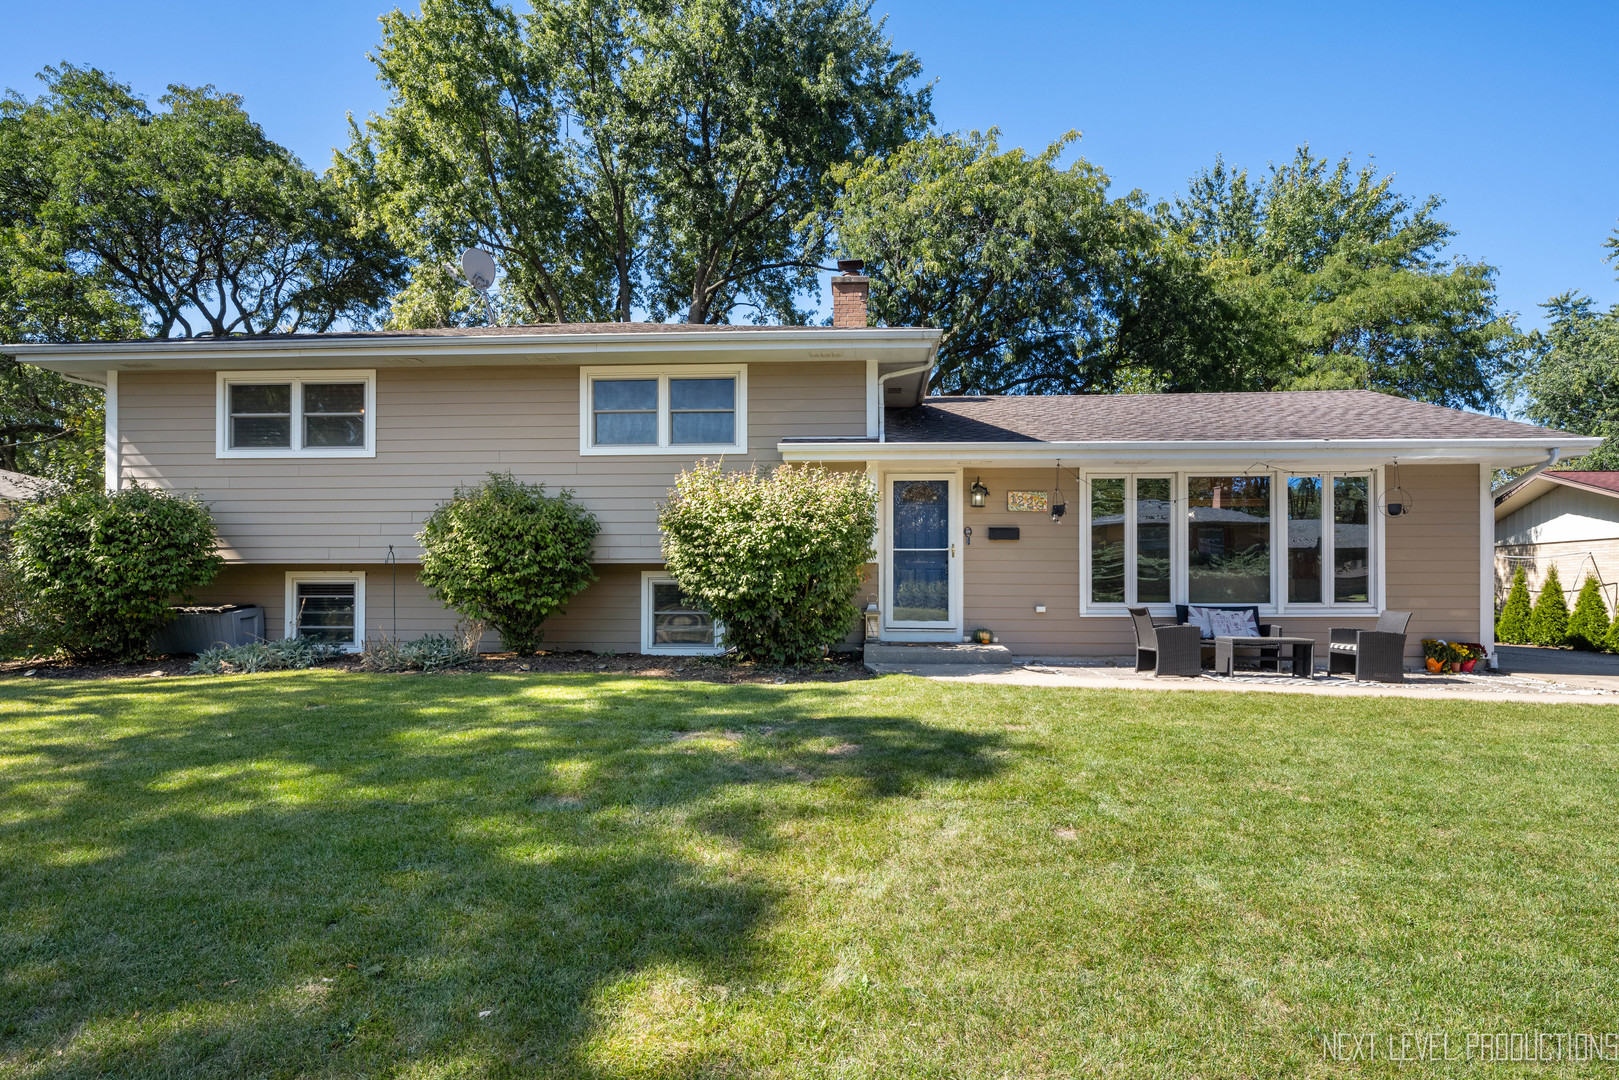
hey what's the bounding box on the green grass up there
[2,673,1618,1078]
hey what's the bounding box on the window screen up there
[293,581,357,645]
[230,384,292,448]
[593,379,658,445]
[303,383,366,448]
[669,377,735,445]
[650,581,717,647]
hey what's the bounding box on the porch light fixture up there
[969,477,989,508]
[1049,463,1067,522]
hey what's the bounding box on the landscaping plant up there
[1495,566,1533,644]
[1566,575,1611,651]
[9,484,223,661]
[1528,564,1570,647]
[417,472,599,655]
[658,462,878,663]
[359,633,476,673]
[190,636,345,674]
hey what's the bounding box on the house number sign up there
[1006,490,1049,513]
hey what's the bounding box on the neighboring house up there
[3,271,1595,665]
[0,469,44,519]
[1494,470,1619,616]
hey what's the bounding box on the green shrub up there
[1528,565,1569,648]
[1495,567,1532,645]
[359,633,475,672]
[10,484,223,662]
[1566,575,1611,651]
[658,462,878,664]
[417,472,599,655]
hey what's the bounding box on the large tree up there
[2,65,405,339]
[832,130,1275,394]
[0,65,403,484]
[1515,292,1619,469]
[1164,147,1522,409]
[345,0,930,327]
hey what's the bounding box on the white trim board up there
[579,364,747,457]
[284,571,366,652]
[216,370,377,459]
[1076,468,1381,619]
[640,571,725,655]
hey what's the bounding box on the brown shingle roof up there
[882,391,1569,443]
[1544,471,1619,494]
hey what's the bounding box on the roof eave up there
[779,436,1600,468]
[3,327,943,378]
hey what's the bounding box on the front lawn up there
[2,674,1616,1078]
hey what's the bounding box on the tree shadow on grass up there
[0,674,1004,1078]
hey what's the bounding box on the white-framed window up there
[1080,470,1379,616]
[217,370,376,458]
[284,571,366,651]
[580,365,747,455]
[640,572,724,654]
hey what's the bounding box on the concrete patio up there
[863,643,1619,702]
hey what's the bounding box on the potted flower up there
[1453,642,1486,673]
[1421,638,1452,674]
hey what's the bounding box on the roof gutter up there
[781,436,1600,466]
[3,327,943,366]
[1492,446,1563,505]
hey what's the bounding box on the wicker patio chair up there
[1129,606,1203,677]
[1327,610,1412,683]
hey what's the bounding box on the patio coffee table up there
[1212,635,1316,678]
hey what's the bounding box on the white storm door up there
[886,475,961,634]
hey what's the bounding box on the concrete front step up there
[863,642,1018,668]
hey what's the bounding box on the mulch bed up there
[0,649,873,684]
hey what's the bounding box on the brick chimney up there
[831,259,870,328]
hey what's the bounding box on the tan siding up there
[1383,464,1483,658]
[951,463,1483,663]
[187,562,652,653]
[118,361,866,566]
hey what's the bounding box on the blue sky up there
[4,0,1616,330]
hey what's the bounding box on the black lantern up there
[969,477,989,508]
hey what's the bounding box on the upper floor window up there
[580,365,746,454]
[217,371,376,458]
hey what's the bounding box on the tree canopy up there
[0,64,408,484]
[834,129,1276,394]
[1162,148,1521,410]
[1515,292,1619,467]
[344,0,930,327]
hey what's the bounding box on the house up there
[0,469,43,518]
[4,270,1595,665]
[1494,470,1619,615]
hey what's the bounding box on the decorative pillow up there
[1185,605,1219,639]
[1208,608,1259,638]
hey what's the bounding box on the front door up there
[886,475,960,639]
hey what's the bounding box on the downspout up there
[876,361,934,444]
[1496,447,1563,504]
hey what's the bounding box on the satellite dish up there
[460,248,497,292]
[459,247,498,324]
